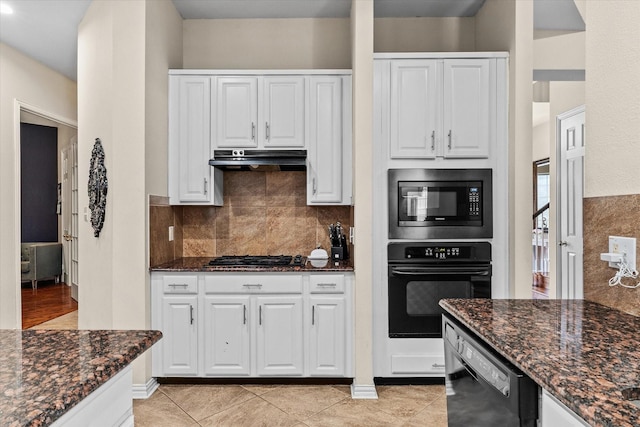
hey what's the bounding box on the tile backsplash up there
[583,193,640,316]
[150,171,352,263]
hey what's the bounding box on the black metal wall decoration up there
[88,138,108,237]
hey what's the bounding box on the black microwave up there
[388,168,492,239]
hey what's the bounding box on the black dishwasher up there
[443,314,539,427]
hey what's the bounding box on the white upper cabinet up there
[168,76,223,205]
[390,60,439,159]
[389,58,493,159]
[215,76,305,149]
[215,77,259,148]
[262,76,305,147]
[443,59,491,158]
[307,76,352,205]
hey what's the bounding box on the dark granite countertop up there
[0,329,162,427]
[150,257,354,272]
[440,298,640,427]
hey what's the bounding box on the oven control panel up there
[405,246,472,260]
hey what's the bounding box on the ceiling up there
[0,0,583,81]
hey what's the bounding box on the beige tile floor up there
[28,311,447,426]
[133,384,447,427]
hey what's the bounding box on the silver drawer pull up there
[243,284,263,288]
[432,363,445,369]
[168,283,189,288]
[316,283,337,287]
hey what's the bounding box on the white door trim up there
[13,99,77,327]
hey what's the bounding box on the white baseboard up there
[350,383,378,399]
[132,377,159,399]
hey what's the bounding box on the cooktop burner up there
[207,254,304,267]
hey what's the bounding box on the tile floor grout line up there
[152,389,201,425]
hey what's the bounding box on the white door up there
[307,76,343,204]
[62,138,79,300]
[256,296,304,376]
[557,107,585,299]
[262,76,305,147]
[443,59,491,158]
[216,77,258,148]
[177,76,212,203]
[309,296,346,376]
[389,60,438,158]
[203,296,251,376]
[162,296,198,375]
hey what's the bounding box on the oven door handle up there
[390,267,490,276]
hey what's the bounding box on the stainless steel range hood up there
[209,149,307,171]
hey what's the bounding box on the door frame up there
[13,99,77,327]
[555,105,585,299]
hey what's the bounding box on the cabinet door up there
[203,296,251,376]
[175,76,212,203]
[389,60,439,159]
[309,296,346,376]
[443,59,491,158]
[262,76,305,147]
[307,76,343,204]
[161,296,198,376]
[256,296,304,376]
[216,77,258,148]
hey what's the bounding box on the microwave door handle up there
[390,268,490,276]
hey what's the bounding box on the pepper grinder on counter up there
[328,222,349,261]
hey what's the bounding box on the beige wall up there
[533,31,585,70]
[476,0,533,298]
[583,1,640,314]
[585,1,640,198]
[183,18,351,69]
[374,17,475,52]
[532,119,550,161]
[0,42,77,328]
[78,0,182,385]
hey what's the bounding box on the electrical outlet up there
[168,226,174,242]
[608,236,636,270]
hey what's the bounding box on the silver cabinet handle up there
[243,304,247,325]
[312,178,317,195]
[265,122,270,141]
[448,130,452,150]
[316,283,336,288]
[242,284,263,289]
[190,305,194,325]
[251,122,255,140]
[203,177,208,195]
[431,130,435,151]
[312,305,315,325]
[168,283,189,288]
[558,241,568,246]
[259,305,263,325]
[432,363,445,369]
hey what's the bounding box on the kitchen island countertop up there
[440,298,640,427]
[150,257,354,272]
[0,329,162,426]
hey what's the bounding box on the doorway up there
[18,105,78,329]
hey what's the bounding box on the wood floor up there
[21,281,78,329]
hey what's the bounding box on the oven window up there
[406,281,471,316]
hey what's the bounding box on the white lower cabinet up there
[161,296,198,376]
[256,296,304,376]
[152,272,352,378]
[203,296,251,376]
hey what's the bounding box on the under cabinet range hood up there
[209,149,307,171]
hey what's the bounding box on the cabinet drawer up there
[162,275,198,294]
[205,274,302,294]
[310,275,345,293]
[391,354,445,375]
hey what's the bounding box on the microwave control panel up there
[468,187,481,216]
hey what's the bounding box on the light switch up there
[168,226,174,242]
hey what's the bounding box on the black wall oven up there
[388,168,492,239]
[388,242,491,338]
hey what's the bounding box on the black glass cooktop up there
[207,255,304,267]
